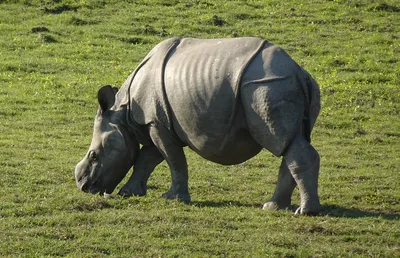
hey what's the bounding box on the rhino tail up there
[298,69,321,143]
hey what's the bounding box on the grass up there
[0,0,399,257]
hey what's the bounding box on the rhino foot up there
[294,204,321,216]
[263,201,321,215]
[162,190,191,203]
[262,201,291,211]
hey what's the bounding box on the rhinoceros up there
[74,37,321,215]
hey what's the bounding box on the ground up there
[0,0,399,257]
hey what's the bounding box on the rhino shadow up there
[318,204,400,220]
[190,200,261,208]
[190,202,399,220]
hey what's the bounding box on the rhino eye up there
[89,150,97,161]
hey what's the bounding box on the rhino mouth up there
[80,175,120,195]
[78,174,106,194]
[76,159,111,194]
[82,183,108,195]
[87,178,103,194]
[75,156,131,195]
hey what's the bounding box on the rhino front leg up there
[263,158,297,210]
[150,125,191,203]
[118,145,164,197]
[284,130,321,215]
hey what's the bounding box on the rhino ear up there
[111,87,119,95]
[98,85,118,113]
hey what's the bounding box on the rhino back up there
[164,38,265,153]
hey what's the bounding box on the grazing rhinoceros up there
[75,37,321,215]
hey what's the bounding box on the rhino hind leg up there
[262,129,321,215]
[241,79,321,215]
[262,158,297,211]
[282,130,321,215]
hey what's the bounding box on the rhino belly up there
[171,107,262,165]
[191,130,262,165]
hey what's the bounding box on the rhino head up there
[74,86,139,195]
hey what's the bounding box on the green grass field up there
[1,0,399,257]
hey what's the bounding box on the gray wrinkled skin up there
[75,37,321,215]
